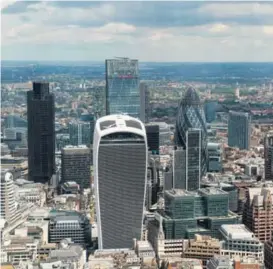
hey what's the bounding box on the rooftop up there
[220,224,256,240]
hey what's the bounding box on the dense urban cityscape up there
[1,1,273,269]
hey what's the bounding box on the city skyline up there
[2,1,273,62]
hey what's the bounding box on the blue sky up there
[2,1,273,62]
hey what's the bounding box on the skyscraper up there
[175,87,207,178]
[61,145,91,189]
[1,170,20,224]
[93,114,147,249]
[105,58,140,117]
[140,82,150,123]
[145,124,160,154]
[173,129,202,191]
[69,120,91,146]
[27,82,55,183]
[228,111,251,150]
[264,132,273,180]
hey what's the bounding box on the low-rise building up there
[220,224,264,265]
[183,234,221,268]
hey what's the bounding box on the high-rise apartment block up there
[27,82,55,183]
[105,58,140,117]
[243,186,273,242]
[228,111,251,150]
[140,82,150,123]
[69,121,91,146]
[93,115,147,249]
[175,87,207,178]
[264,132,273,180]
[61,145,91,189]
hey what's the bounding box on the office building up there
[149,188,239,244]
[140,82,150,123]
[228,111,251,150]
[61,145,91,189]
[243,186,273,242]
[265,231,273,269]
[27,82,55,183]
[175,87,207,178]
[93,114,147,249]
[204,101,218,123]
[173,129,202,191]
[4,114,27,128]
[183,235,221,268]
[264,132,273,180]
[105,58,140,117]
[145,124,160,154]
[56,134,70,151]
[0,171,18,224]
[207,256,261,269]
[220,224,264,265]
[49,213,91,247]
[173,148,186,189]
[69,121,91,146]
[207,142,222,173]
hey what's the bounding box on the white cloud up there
[0,0,17,10]
[263,26,273,35]
[199,3,273,17]
[97,23,136,34]
[208,24,229,33]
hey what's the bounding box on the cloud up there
[2,1,273,62]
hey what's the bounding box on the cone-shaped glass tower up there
[174,87,208,178]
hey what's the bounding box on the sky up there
[1,1,273,62]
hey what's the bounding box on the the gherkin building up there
[174,87,208,177]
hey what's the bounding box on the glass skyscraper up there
[93,114,147,249]
[175,87,208,178]
[228,111,251,150]
[105,58,140,118]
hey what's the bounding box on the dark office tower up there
[140,82,150,123]
[173,148,186,189]
[61,145,91,189]
[175,87,207,178]
[145,124,160,154]
[94,115,147,249]
[228,111,251,150]
[264,132,273,180]
[27,82,55,184]
[105,58,140,117]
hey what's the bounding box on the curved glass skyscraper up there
[93,115,147,249]
[174,87,207,179]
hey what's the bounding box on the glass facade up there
[106,58,140,117]
[228,111,251,150]
[160,188,239,240]
[175,87,207,178]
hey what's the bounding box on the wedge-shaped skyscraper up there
[93,115,147,249]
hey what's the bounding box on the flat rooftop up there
[199,187,228,196]
[220,224,255,240]
[165,189,198,197]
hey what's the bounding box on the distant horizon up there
[2,60,273,64]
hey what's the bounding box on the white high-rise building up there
[93,114,147,249]
[0,171,17,224]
